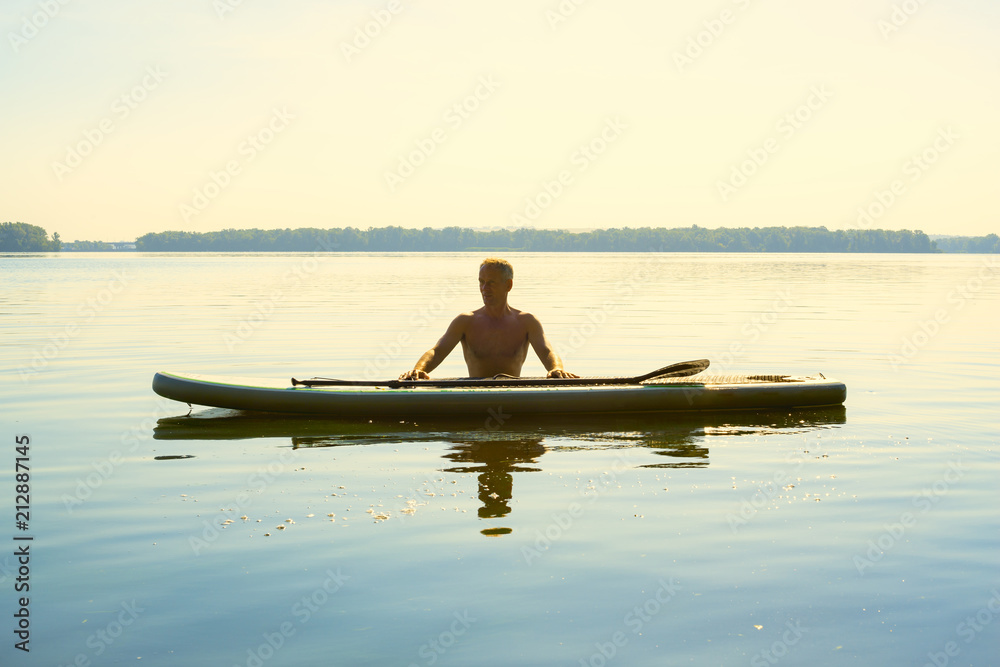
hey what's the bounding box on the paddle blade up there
[639,359,710,381]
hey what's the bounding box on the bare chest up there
[464,316,529,359]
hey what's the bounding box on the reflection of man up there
[400,258,578,380]
[442,438,547,520]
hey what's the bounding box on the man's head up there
[480,258,513,281]
[479,258,513,306]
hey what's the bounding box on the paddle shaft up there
[291,359,709,388]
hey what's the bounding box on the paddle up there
[291,359,709,388]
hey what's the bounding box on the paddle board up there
[152,370,847,417]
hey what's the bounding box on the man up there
[399,258,578,380]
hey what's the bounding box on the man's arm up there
[524,313,579,379]
[399,314,468,380]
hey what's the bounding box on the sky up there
[1,0,998,242]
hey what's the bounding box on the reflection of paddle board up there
[152,371,846,417]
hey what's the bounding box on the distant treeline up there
[932,234,1000,254]
[62,240,137,251]
[1,222,61,251]
[6,222,999,253]
[135,225,950,253]
[63,240,116,251]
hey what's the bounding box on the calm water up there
[2,252,998,666]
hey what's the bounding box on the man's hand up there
[398,369,431,381]
[546,369,579,379]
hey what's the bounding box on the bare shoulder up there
[516,309,544,331]
[440,311,474,338]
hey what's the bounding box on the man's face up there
[479,266,511,304]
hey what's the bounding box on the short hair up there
[480,257,513,280]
